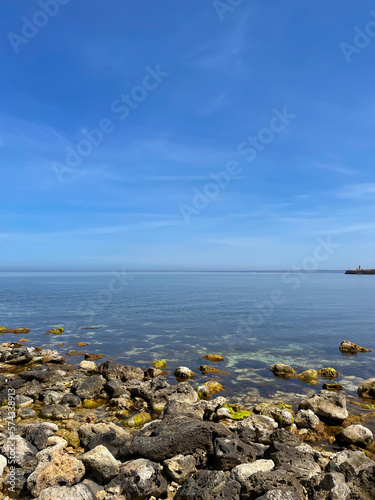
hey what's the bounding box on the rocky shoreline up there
[0,334,374,499]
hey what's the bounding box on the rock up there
[270,363,296,377]
[73,374,106,400]
[202,354,224,362]
[174,470,241,500]
[203,380,224,395]
[2,435,38,467]
[198,365,225,375]
[144,366,163,378]
[79,360,97,372]
[106,458,168,498]
[339,340,371,353]
[174,366,196,381]
[38,483,97,500]
[318,367,339,379]
[336,424,373,447]
[79,445,119,483]
[323,383,343,391]
[104,380,129,398]
[25,422,58,450]
[161,400,206,420]
[57,429,80,449]
[241,469,305,500]
[349,465,375,500]
[60,393,81,407]
[150,381,198,411]
[27,445,86,496]
[42,390,65,405]
[255,405,294,427]
[4,467,31,497]
[268,429,303,446]
[296,369,318,384]
[118,415,231,462]
[298,390,348,424]
[44,327,64,335]
[98,360,144,382]
[358,378,375,399]
[230,460,275,484]
[16,378,42,399]
[19,407,37,419]
[164,454,196,484]
[84,353,104,361]
[15,394,34,407]
[152,359,167,370]
[39,404,74,420]
[325,449,374,480]
[294,409,320,429]
[0,453,7,475]
[124,411,152,428]
[213,436,255,470]
[317,472,350,500]
[230,414,278,445]
[257,490,303,500]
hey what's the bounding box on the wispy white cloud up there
[336,183,375,199]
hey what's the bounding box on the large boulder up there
[106,458,168,499]
[358,378,375,399]
[298,390,348,424]
[79,445,119,483]
[174,470,241,500]
[336,424,373,448]
[118,415,231,462]
[349,465,375,500]
[149,382,198,411]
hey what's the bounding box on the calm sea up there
[0,272,374,404]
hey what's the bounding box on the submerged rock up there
[270,363,296,378]
[152,359,167,370]
[124,411,152,428]
[174,366,196,381]
[323,383,343,391]
[296,369,318,384]
[339,340,371,353]
[202,354,224,362]
[298,390,348,424]
[318,367,339,379]
[199,365,225,375]
[358,378,375,399]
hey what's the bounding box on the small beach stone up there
[79,360,97,372]
[163,454,196,484]
[15,394,34,407]
[60,393,81,407]
[174,366,196,380]
[270,363,296,377]
[318,367,339,379]
[25,422,58,450]
[79,445,119,483]
[295,409,320,429]
[231,460,275,484]
[39,404,74,420]
[325,449,374,480]
[73,374,106,400]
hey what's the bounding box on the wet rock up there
[42,390,65,405]
[38,483,97,500]
[60,393,81,407]
[295,409,320,429]
[298,390,348,424]
[44,327,64,335]
[150,381,198,411]
[152,359,167,370]
[358,377,375,399]
[231,460,275,484]
[325,449,374,480]
[339,340,371,353]
[39,404,74,420]
[241,469,305,500]
[213,436,255,470]
[336,424,373,447]
[270,363,296,378]
[118,415,231,462]
[15,378,42,399]
[19,407,37,419]
[79,445,119,483]
[174,470,241,500]
[27,445,86,496]
[174,366,196,381]
[15,394,34,408]
[318,367,339,379]
[297,369,318,384]
[124,411,152,428]
[202,354,224,362]
[25,422,58,450]
[144,366,163,378]
[106,458,168,498]
[73,374,106,400]
[322,383,343,391]
[203,380,224,395]
[84,353,105,361]
[198,365,225,375]
[164,454,196,484]
[2,435,38,467]
[230,414,278,445]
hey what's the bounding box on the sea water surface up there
[0,271,374,405]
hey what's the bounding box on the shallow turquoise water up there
[0,272,374,403]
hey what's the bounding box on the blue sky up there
[1,0,375,271]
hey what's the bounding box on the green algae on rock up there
[124,411,152,428]
[297,369,319,384]
[222,404,252,420]
[270,363,296,378]
[44,327,64,335]
[203,380,224,395]
[153,360,167,370]
[339,340,372,353]
[0,326,30,334]
[318,367,339,380]
[199,365,226,375]
[202,354,224,363]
